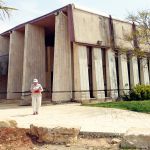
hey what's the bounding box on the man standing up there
[30,79,43,115]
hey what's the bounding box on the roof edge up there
[0,4,72,36]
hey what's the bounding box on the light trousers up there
[31,94,42,113]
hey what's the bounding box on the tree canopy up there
[120,10,150,59]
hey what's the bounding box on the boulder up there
[30,124,80,144]
[120,128,150,149]
[110,138,121,144]
[0,120,17,128]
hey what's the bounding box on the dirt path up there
[0,127,122,150]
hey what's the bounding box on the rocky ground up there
[0,127,123,150]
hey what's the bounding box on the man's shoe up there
[36,112,38,115]
[33,112,36,115]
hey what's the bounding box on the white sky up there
[0,0,150,33]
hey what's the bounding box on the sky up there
[0,0,150,33]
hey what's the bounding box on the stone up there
[30,124,80,144]
[110,138,121,144]
[0,120,17,128]
[66,143,71,147]
[120,128,150,149]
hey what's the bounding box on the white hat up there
[33,79,38,83]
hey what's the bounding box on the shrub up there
[129,84,150,100]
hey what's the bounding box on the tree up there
[0,0,16,20]
[120,10,150,59]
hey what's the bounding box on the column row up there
[6,24,46,104]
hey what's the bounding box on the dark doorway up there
[45,46,54,99]
[87,47,94,98]
[101,49,107,97]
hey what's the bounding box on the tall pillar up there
[22,24,46,104]
[0,36,9,99]
[7,31,24,99]
[118,54,129,95]
[52,12,72,102]
[130,56,139,88]
[92,48,105,99]
[73,43,90,101]
[140,58,149,85]
[106,48,118,98]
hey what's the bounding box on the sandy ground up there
[0,103,150,134]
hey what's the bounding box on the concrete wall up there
[140,58,149,85]
[52,12,72,102]
[106,48,118,98]
[113,20,133,49]
[7,31,25,99]
[0,36,9,55]
[73,43,90,101]
[118,54,129,95]
[130,56,139,88]
[92,48,105,99]
[22,24,46,104]
[73,8,110,46]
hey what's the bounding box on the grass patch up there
[83,100,150,113]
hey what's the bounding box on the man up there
[30,79,43,115]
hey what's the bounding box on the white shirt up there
[30,83,43,94]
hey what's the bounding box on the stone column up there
[92,48,105,99]
[118,54,129,95]
[22,24,46,105]
[52,12,72,103]
[0,36,9,99]
[140,58,149,85]
[106,48,118,98]
[73,43,90,101]
[130,56,139,88]
[7,31,24,99]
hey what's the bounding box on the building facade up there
[0,4,149,104]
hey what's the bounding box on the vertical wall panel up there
[106,48,118,98]
[92,48,105,99]
[130,56,139,88]
[7,31,24,99]
[52,12,72,102]
[118,54,129,95]
[140,58,149,85]
[73,43,90,101]
[22,24,46,104]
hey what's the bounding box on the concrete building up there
[0,4,149,104]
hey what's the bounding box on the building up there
[0,4,149,104]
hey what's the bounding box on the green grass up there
[83,100,150,113]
